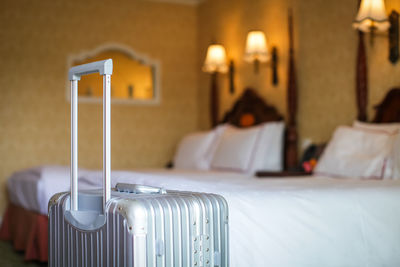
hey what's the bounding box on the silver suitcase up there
[48,59,229,267]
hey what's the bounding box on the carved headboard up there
[221,88,283,127]
[373,88,400,123]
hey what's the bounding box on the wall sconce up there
[203,44,229,73]
[353,0,390,33]
[203,44,229,127]
[244,30,279,85]
[353,0,399,63]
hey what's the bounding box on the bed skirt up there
[0,203,48,262]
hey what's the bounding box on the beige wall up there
[2,0,400,216]
[198,0,291,130]
[197,0,400,146]
[0,0,199,215]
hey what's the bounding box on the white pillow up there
[315,126,396,179]
[248,122,285,173]
[353,120,400,134]
[173,125,227,170]
[203,124,229,165]
[353,121,400,179]
[174,131,216,170]
[211,126,260,172]
[382,132,400,180]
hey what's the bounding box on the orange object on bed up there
[0,203,48,262]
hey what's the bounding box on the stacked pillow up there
[173,125,226,170]
[314,121,400,179]
[173,122,285,174]
[353,120,400,134]
[210,125,260,172]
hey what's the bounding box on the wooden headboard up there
[221,88,283,127]
[355,30,400,123]
[372,88,400,123]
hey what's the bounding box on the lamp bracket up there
[229,60,235,94]
[271,46,278,86]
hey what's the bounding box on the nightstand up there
[255,171,312,178]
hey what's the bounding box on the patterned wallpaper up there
[197,0,400,145]
[2,0,400,216]
[0,0,199,215]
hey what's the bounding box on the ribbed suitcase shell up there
[48,189,229,267]
[55,60,228,266]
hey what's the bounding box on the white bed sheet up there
[7,166,400,267]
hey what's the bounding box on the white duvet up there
[7,166,400,267]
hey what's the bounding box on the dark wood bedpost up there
[286,9,298,170]
[356,31,368,122]
[356,0,368,122]
[210,72,219,127]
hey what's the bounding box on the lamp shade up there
[244,31,269,63]
[353,0,390,32]
[202,44,228,73]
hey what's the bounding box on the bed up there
[2,87,400,266]
[0,86,291,260]
[7,167,400,266]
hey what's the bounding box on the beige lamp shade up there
[244,31,269,63]
[202,44,228,73]
[353,0,390,32]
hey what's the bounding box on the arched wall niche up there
[66,44,161,105]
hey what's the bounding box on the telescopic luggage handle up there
[69,59,113,212]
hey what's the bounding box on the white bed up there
[7,166,400,267]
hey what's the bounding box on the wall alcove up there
[67,44,161,105]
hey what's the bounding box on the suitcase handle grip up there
[115,183,166,194]
[69,59,113,213]
[69,59,113,81]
